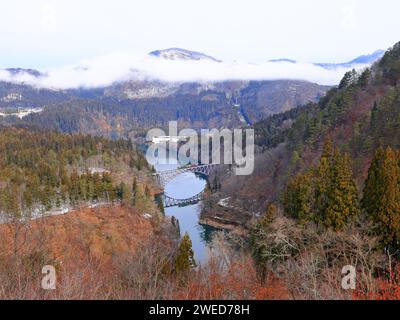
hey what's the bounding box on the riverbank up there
[200,193,255,237]
[198,216,248,236]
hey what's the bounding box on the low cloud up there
[0,52,369,89]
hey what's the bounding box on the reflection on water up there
[154,162,217,264]
[199,223,219,243]
[165,173,206,199]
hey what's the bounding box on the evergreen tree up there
[250,205,277,280]
[134,185,147,206]
[283,173,314,223]
[362,147,400,246]
[157,199,165,214]
[122,182,133,205]
[284,138,359,230]
[339,69,358,89]
[362,147,385,214]
[324,151,360,231]
[5,185,21,220]
[314,138,334,223]
[144,185,152,199]
[370,101,379,131]
[264,203,278,224]
[305,116,321,145]
[175,233,196,275]
[116,181,133,205]
[379,41,400,85]
[339,71,352,89]
[358,68,372,89]
[132,177,138,206]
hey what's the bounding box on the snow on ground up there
[0,201,113,224]
[0,108,43,119]
[218,197,233,208]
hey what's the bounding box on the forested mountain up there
[205,41,400,225]
[192,42,400,299]
[1,48,387,139]
[0,44,399,300]
[0,48,385,137]
[0,127,153,222]
[0,81,72,109]
[0,79,328,136]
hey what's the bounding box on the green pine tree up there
[362,147,400,246]
[175,233,196,275]
[324,151,359,231]
[362,147,385,214]
[283,173,314,223]
[314,138,334,224]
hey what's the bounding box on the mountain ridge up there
[269,49,385,69]
[205,42,400,219]
[0,48,384,90]
[149,48,222,62]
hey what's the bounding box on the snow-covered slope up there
[149,48,221,62]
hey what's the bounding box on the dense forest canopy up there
[209,41,400,236]
[0,127,150,220]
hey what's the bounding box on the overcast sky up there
[0,0,398,69]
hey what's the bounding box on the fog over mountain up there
[0,48,383,89]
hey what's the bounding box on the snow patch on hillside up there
[0,108,43,119]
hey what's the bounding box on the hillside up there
[0,127,156,222]
[0,79,328,136]
[187,42,400,300]
[0,48,385,137]
[0,204,179,299]
[203,42,400,227]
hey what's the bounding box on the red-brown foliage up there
[354,265,400,300]
[172,257,289,300]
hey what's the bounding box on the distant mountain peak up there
[347,49,385,65]
[268,58,297,64]
[266,50,385,71]
[149,48,221,62]
[5,68,43,77]
[316,49,385,70]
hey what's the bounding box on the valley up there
[0,47,383,137]
[0,79,329,137]
[0,42,399,300]
[2,0,400,307]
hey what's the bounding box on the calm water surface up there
[154,162,216,264]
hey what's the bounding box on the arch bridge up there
[152,164,219,187]
[153,164,219,208]
[161,190,205,208]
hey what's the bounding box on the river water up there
[154,162,216,264]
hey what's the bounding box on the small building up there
[152,136,189,144]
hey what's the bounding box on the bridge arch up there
[161,190,205,208]
[152,164,219,187]
[153,164,219,208]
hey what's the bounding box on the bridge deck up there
[153,164,219,187]
[153,164,219,208]
[161,191,205,208]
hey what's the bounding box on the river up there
[154,162,217,264]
